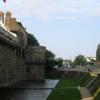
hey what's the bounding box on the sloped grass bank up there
[94,93,100,100]
[56,78,79,88]
[47,79,81,100]
[46,70,100,100]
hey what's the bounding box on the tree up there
[45,50,55,58]
[74,55,86,67]
[56,58,63,68]
[27,33,39,46]
[45,50,57,69]
[96,44,100,61]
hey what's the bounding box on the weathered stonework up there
[0,12,46,86]
[0,42,27,84]
[26,46,46,81]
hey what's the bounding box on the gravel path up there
[80,87,91,98]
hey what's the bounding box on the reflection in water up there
[0,79,59,100]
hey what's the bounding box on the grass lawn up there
[94,93,100,100]
[56,78,79,88]
[47,79,81,100]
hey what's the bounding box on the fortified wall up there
[0,11,46,86]
[26,46,46,81]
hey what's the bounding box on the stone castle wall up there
[26,46,46,81]
[0,11,46,86]
[0,42,26,85]
[0,42,46,85]
[0,43,16,82]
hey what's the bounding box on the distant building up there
[58,60,72,71]
[86,57,96,66]
[86,57,96,63]
[63,60,71,68]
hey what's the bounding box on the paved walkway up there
[80,87,93,100]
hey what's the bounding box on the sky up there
[0,0,100,60]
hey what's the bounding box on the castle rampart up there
[0,11,46,87]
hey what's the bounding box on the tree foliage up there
[27,33,39,46]
[46,50,55,58]
[45,50,57,69]
[74,55,86,67]
[96,44,100,61]
[56,58,63,68]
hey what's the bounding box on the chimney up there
[5,11,11,31]
[0,11,4,24]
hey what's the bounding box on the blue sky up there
[0,0,100,59]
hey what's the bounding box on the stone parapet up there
[0,11,27,48]
[0,26,19,47]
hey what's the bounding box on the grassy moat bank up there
[46,70,100,100]
[47,78,81,100]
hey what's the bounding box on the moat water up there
[0,79,59,100]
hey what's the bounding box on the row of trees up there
[45,50,63,69]
[45,43,100,68]
[73,43,100,67]
[27,33,100,68]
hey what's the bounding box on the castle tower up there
[26,46,46,81]
[0,11,4,24]
[5,11,11,31]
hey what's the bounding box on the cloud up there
[0,0,100,21]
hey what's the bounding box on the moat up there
[0,79,58,100]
